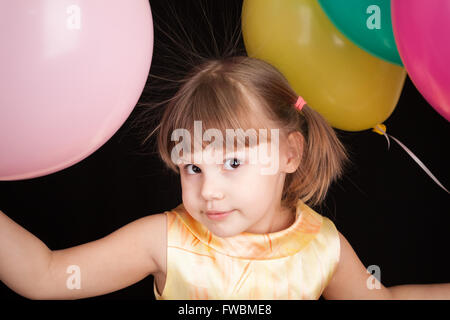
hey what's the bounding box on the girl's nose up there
[200,176,224,201]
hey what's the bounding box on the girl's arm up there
[322,232,450,300]
[389,283,450,299]
[0,210,166,299]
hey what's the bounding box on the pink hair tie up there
[294,96,306,111]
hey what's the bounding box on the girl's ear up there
[283,131,304,174]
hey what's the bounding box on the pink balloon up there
[392,0,450,122]
[0,0,153,180]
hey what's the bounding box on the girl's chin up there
[206,223,244,238]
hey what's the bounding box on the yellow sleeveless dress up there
[154,199,340,300]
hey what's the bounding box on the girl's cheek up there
[182,176,201,196]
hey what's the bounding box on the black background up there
[0,0,449,300]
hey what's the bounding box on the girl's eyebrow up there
[176,148,249,166]
[224,150,246,158]
[175,156,192,166]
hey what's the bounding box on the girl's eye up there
[184,164,201,175]
[183,158,242,174]
[224,158,241,170]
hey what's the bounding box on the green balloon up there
[318,0,403,66]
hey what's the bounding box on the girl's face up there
[177,133,302,238]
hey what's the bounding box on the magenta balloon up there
[0,1,153,180]
[392,0,450,122]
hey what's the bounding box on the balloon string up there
[373,124,449,194]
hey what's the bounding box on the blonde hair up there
[145,56,350,209]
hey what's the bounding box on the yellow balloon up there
[242,0,406,131]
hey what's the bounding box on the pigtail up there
[282,105,351,209]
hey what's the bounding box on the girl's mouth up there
[205,210,234,220]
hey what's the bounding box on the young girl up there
[0,56,449,300]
